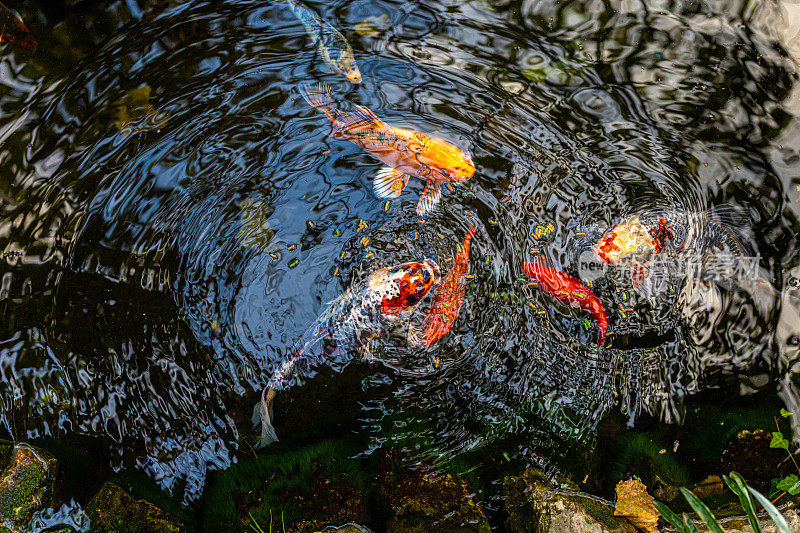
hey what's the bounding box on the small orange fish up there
[301,84,475,214]
[0,3,35,51]
[418,224,476,347]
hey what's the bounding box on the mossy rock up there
[0,441,58,532]
[376,449,490,533]
[86,483,182,533]
[504,468,636,533]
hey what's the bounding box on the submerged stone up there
[0,441,58,533]
[504,468,637,533]
[376,450,490,533]
[86,483,182,533]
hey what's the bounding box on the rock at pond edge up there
[377,450,490,533]
[504,468,637,533]
[86,482,182,533]
[0,441,58,532]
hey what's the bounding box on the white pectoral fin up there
[416,180,442,215]
[374,166,410,199]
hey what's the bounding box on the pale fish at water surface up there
[593,207,755,295]
[255,259,440,447]
[286,0,361,83]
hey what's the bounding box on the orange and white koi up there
[0,2,35,51]
[415,224,476,348]
[255,259,439,446]
[300,84,475,214]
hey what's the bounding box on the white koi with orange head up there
[255,259,439,447]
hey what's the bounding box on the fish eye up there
[421,268,432,284]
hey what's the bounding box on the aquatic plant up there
[248,509,285,533]
[653,472,790,533]
[769,409,800,502]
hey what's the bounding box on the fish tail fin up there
[252,387,279,448]
[407,323,424,349]
[704,204,756,257]
[706,218,754,257]
[300,83,337,120]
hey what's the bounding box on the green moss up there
[109,470,196,530]
[0,444,56,528]
[568,495,626,529]
[86,483,182,533]
[607,433,690,489]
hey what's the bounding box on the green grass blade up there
[653,500,691,533]
[680,488,725,533]
[748,487,791,533]
[248,511,266,533]
[724,472,760,533]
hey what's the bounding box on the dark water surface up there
[1,0,800,520]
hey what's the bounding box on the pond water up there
[1,0,799,522]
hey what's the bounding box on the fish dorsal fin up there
[341,104,385,131]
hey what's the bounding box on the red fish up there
[418,224,476,347]
[300,84,475,214]
[522,258,608,347]
[0,3,35,52]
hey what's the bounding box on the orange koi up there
[0,2,35,51]
[522,258,608,347]
[300,84,475,214]
[418,224,476,347]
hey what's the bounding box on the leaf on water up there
[112,84,169,135]
[770,431,790,450]
[614,479,660,533]
[354,14,390,37]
